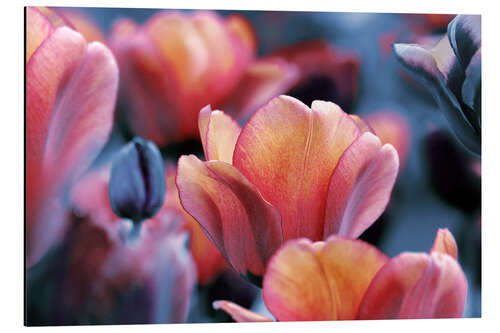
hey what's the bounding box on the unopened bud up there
[109,137,166,223]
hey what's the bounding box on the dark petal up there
[393,43,480,155]
[447,15,481,69]
[462,48,481,125]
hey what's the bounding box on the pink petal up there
[176,155,282,278]
[213,300,273,322]
[26,7,54,63]
[324,133,399,238]
[233,96,360,241]
[198,105,241,163]
[358,252,467,319]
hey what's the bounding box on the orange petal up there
[263,237,389,321]
[350,114,375,133]
[358,252,467,319]
[430,228,458,260]
[365,110,411,170]
[213,300,273,322]
[26,7,54,63]
[324,133,399,238]
[57,8,106,43]
[176,155,282,278]
[233,96,360,241]
[221,58,299,121]
[225,14,257,55]
[198,105,241,163]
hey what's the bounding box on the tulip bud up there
[109,137,166,224]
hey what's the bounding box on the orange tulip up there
[26,6,118,267]
[109,11,298,146]
[177,95,400,283]
[215,228,467,321]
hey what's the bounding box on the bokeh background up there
[27,7,481,323]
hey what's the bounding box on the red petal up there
[177,155,282,277]
[324,133,399,238]
[233,96,360,241]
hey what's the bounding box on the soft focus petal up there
[358,252,467,319]
[198,105,241,163]
[324,133,399,238]
[213,300,273,322]
[56,8,106,43]
[461,48,481,117]
[430,228,458,260]
[447,15,481,69]
[350,114,375,133]
[221,58,299,121]
[225,14,257,55]
[26,7,54,63]
[233,96,360,241]
[263,237,389,321]
[365,110,411,169]
[27,27,118,266]
[393,42,480,154]
[274,40,360,111]
[177,155,282,279]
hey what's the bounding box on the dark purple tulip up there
[109,137,166,222]
[393,15,481,155]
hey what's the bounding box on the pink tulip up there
[215,228,467,321]
[26,6,118,267]
[109,11,298,146]
[176,95,400,282]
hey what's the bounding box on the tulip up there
[214,228,467,321]
[61,168,196,324]
[109,11,298,146]
[393,15,481,155]
[109,137,166,225]
[26,7,119,267]
[176,95,400,283]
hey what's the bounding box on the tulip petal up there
[263,237,389,321]
[56,8,106,43]
[199,105,241,163]
[213,300,273,322]
[26,7,54,63]
[42,40,118,188]
[324,133,399,239]
[461,48,481,119]
[225,14,257,55]
[221,58,299,121]
[177,155,282,278]
[447,15,481,69]
[365,111,411,169]
[393,42,480,154]
[233,96,360,241]
[349,114,375,133]
[430,228,458,260]
[358,252,467,319]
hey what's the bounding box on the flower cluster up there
[25,7,477,325]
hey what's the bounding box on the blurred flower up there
[272,40,360,112]
[55,7,106,43]
[109,11,298,146]
[403,14,456,35]
[177,95,399,284]
[26,7,118,267]
[214,228,467,321]
[109,137,166,224]
[62,167,196,324]
[365,110,411,170]
[394,15,481,155]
